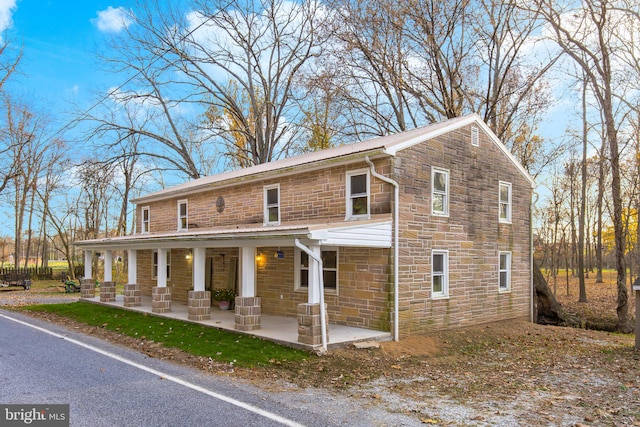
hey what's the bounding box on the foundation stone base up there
[235,297,261,331]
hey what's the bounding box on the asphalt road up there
[0,310,416,427]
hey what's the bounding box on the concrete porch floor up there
[83,295,391,351]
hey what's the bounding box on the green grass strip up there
[23,301,310,368]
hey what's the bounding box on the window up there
[264,184,280,225]
[177,200,188,231]
[152,250,171,280]
[471,126,479,147]
[295,248,338,292]
[346,170,369,219]
[432,168,449,216]
[432,250,449,299]
[499,182,512,223]
[499,252,511,292]
[141,206,150,234]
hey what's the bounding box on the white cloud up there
[0,0,17,34]
[93,6,133,33]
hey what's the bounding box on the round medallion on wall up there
[216,196,225,213]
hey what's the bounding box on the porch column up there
[307,245,321,304]
[124,250,140,307]
[297,243,327,347]
[188,247,210,321]
[103,250,113,282]
[84,250,92,279]
[80,250,95,299]
[235,246,261,331]
[152,248,171,313]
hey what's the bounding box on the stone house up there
[76,114,535,350]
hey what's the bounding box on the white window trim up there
[152,250,171,281]
[431,250,449,299]
[431,167,450,217]
[346,169,370,220]
[141,206,150,234]
[294,247,339,294]
[177,199,188,231]
[263,183,281,225]
[499,251,511,293]
[499,181,512,223]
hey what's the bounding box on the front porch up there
[83,294,391,351]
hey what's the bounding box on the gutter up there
[365,156,400,341]
[294,239,328,352]
[531,191,539,323]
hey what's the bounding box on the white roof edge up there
[385,113,536,189]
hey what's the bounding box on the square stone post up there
[235,297,261,331]
[152,286,172,313]
[188,290,211,321]
[124,284,141,307]
[100,281,116,302]
[297,303,328,346]
[80,278,96,299]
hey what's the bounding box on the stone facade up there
[112,117,531,338]
[99,281,116,303]
[123,284,141,307]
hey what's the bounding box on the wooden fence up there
[0,267,53,280]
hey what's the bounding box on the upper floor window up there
[346,169,370,219]
[432,250,449,299]
[152,250,171,280]
[295,248,338,293]
[141,206,150,234]
[499,182,512,223]
[432,167,449,216]
[177,199,188,231]
[264,184,280,225]
[499,251,511,292]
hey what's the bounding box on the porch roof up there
[75,215,393,250]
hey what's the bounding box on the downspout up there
[531,191,539,323]
[365,156,400,341]
[294,238,327,352]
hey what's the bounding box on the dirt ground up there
[2,279,639,426]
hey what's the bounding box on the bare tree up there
[534,0,638,332]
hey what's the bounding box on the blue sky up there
[5,1,133,121]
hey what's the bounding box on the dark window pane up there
[180,203,187,216]
[350,174,366,194]
[323,271,337,289]
[322,251,337,268]
[434,172,446,192]
[500,272,507,288]
[267,188,278,205]
[268,206,279,222]
[433,275,442,293]
[433,253,443,273]
[352,196,368,215]
[301,252,309,268]
[500,254,508,270]
[300,270,308,287]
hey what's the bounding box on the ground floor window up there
[295,248,338,292]
[432,250,449,299]
[499,251,511,292]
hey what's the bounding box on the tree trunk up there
[578,79,587,302]
[534,264,580,327]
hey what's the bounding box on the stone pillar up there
[188,290,211,321]
[100,281,116,302]
[297,303,328,346]
[152,286,172,313]
[124,284,141,307]
[80,278,95,299]
[235,297,261,331]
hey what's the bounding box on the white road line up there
[0,313,306,427]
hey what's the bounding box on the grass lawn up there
[23,301,311,368]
